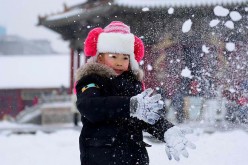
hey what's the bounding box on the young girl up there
[76,21,195,165]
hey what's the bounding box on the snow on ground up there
[147,129,248,165]
[0,121,248,165]
[0,129,79,165]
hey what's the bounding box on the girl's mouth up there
[114,69,123,74]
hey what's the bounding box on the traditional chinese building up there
[38,0,248,99]
[0,55,69,119]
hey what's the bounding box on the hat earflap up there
[84,28,104,57]
[134,36,145,62]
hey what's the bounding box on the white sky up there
[0,0,83,53]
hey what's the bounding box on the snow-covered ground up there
[0,121,248,165]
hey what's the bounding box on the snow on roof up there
[47,8,85,21]
[114,0,248,8]
[0,54,70,89]
[42,0,247,22]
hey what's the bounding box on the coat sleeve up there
[76,86,131,123]
[142,118,174,142]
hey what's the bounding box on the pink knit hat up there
[84,21,144,71]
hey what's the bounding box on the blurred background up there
[0,0,248,165]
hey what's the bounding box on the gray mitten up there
[164,126,196,161]
[130,88,164,124]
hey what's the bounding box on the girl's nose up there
[116,62,122,66]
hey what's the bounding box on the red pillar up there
[77,49,81,69]
[69,48,74,94]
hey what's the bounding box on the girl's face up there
[97,53,130,75]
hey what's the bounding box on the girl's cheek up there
[125,64,129,70]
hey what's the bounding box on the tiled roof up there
[41,0,247,22]
[114,0,248,8]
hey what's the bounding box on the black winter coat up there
[76,63,174,162]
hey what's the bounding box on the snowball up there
[209,19,220,27]
[168,7,174,14]
[224,21,234,29]
[182,19,192,33]
[142,7,149,12]
[226,42,235,51]
[181,67,192,78]
[202,45,210,53]
[214,6,229,17]
[230,11,242,21]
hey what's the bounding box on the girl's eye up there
[124,57,129,60]
[108,54,116,58]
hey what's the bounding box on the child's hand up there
[130,88,164,124]
[164,126,196,161]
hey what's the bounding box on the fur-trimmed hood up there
[76,63,144,82]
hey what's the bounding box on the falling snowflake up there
[224,21,234,29]
[147,64,153,71]
[226,42,235,51]
[181,67,192,78]
[214,6,229,17]
[168,7,174,14]
[209,19,220,27]
[182,19,192,33]
[142,7,149,12]
[229,88,236,93]
[139,60,144,65]
[230,11,242,21]
[202,45,210,53]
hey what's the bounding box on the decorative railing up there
[16,95,72,123]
